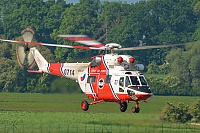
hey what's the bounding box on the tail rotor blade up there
[16,46,26,69]
[28,51,36,69]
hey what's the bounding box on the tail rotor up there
[16,27,37,69]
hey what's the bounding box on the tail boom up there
[47,62,89,80]
[30,47,48,73]
[30,47,89,80]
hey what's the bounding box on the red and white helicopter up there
[0,28,189,113]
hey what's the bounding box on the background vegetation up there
[0,0,200,96]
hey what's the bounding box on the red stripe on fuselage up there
[88,55,117,100]
[48,63,63,77]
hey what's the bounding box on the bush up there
[190,99,200,123]
[161,100,200,123]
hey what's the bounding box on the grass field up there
[0,93,199,132]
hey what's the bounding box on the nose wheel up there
[132,107,140,113]
[132,101,140,113]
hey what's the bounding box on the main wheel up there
[120,101,127,112]
[81,100,89,111]
[132,107,140,113]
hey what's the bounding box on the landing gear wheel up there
[132,107,140,113]
[135,107,140,113]
[81,100,89,111]
[120,101,127,112]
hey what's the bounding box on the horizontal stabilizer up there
[27,70,43,74]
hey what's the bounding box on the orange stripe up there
[49,63,63,76]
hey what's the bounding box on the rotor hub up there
[105,43,122,49]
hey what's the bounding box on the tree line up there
[0,0,200,95]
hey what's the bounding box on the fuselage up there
[40,53,152,102]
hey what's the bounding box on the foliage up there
[49,77,81,93]
[147,75,190,96]
[190,99,200,122]
[161,100,200,123]
[166,42,200,96]
[147,61,159,74]
[0,0,200,94]
[158,63,171,74]
[147,61,171,74]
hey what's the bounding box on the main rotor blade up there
[0,39,104,50]
[58,35,105,48]
[118,42,192,51]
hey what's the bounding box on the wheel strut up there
[81,100,104,111]
[132,101,140,113]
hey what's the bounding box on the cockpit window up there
[130,76,140,85]
[119,77,124,87]
[139,76,148,85]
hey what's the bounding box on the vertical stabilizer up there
[30,47,48,72]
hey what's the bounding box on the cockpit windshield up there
[130,76,140,85]
[139,76,147,85]
[128,76,148,86]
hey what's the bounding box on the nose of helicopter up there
[127,86,153,101]
[135,92,153,101]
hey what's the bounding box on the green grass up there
[0,93,199,132]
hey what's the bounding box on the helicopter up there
[0,28,189,113]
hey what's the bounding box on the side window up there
[119,77,124,92]
[105,75,112,83]
[90,57,101,67]
[87,76,96,83]
[119,77,124,87]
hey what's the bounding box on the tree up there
[166,42,200,96]
[0,57,18,92]
[147,61,159,74]
[42,0,68,43]
[193,1,200,40]
[51,0,100,61]
[1,0,48,39]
